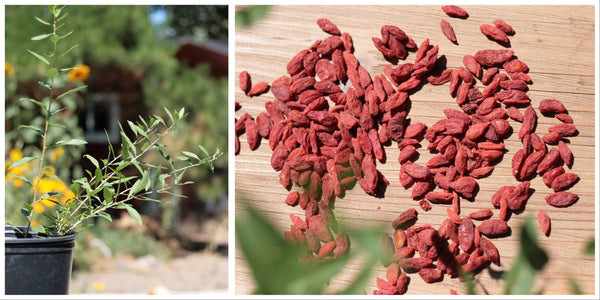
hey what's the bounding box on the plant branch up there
[26,9,59,235]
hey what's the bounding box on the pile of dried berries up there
[236,5,579,295]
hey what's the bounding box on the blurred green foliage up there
[235,6,271,27]
[503,215,548,295]
[5,5,228,211]
[236,205,384,295]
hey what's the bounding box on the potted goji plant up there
[5,5,222,295]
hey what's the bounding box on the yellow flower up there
[42,166,56,176]
[30,221,41,227]
[33,202,45,214]
[6,149,31,187]
[9,149,23,161]
[50,146,64,162]
[5,62,15,76]
[92,282,106,292]
[68,64,90,82]
[32,174,74,206]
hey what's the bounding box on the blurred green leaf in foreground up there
[235,206,384,295]
[503,215,548,295]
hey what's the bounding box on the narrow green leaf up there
[59,67,77,73]
[120,132,136,160]
[48,122,65,129]
[7,156,37,171]
[56,85,87,100]
[8,174,32,187]
[117,204,143,226]
[54,6,62,18]
[178,107,185,120]
[98,212,112,222]
[50,34,59,44]
[42,174,61,182]
[38,81,52,89]
[182,151,200,160]
[59,30,73,40]
[35,16,51,25]
[27,49,50,65]
[70,182,80,195]
[56,11,68,23]
[31,33,52,41]
[21,207,30,217]
[17,125,43,136]
[164,107,175,124]
[84,154,100,170]
[198,145,210,157]
[93,168,103,185]
[138,115,148,127]
[102,186,114,205]
[57,44,78,60]
[56,138,88,146]
[176,156,192,162]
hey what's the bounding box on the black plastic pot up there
[5,225,77,295]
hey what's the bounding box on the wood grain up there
[234,5,596,295]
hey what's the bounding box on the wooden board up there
[234,5,596,295]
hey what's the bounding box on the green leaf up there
[503,215,548,294]
[177,107,186,120]
[54,6,62,18]
[118,204,143,226]
[59,30,73,40]
[56,85,87,100]
[56,139,88,146]
[584,237,595,256]
[35,16,51,25]
[47,68,59,80]
[176,156,192,162]
[17,124,43,136]
[98,212,112,222]
[568,277,582,294]
[31,33,52,41]
[48,122,65,129]
[56,11,68,23]
[236,206,353,294]
[57,44,79,60]
[182,151,200,161]
[38,81,52,89]
[8,174,32,187]
[84,154,100,170]
[198,145,210,157]
[21,207,31,218]
[27,49,50,65]
[164,107,175,124]
[102,186,114,205]
[31,225,46,234]
[7,156,37,171]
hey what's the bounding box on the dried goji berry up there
[317,18,341,35]
[442,5,469,18]
[545,191,579,207]
[537,209,551,236]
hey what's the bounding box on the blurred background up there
[4,5,228,294]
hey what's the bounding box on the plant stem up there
[26,10,59,235]
[65,122,173,221]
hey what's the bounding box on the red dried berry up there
[537,209,551,236]
[545,191,579,207]
[440,19,457,43]
[317,18,341,35]
[442,5,469,18]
